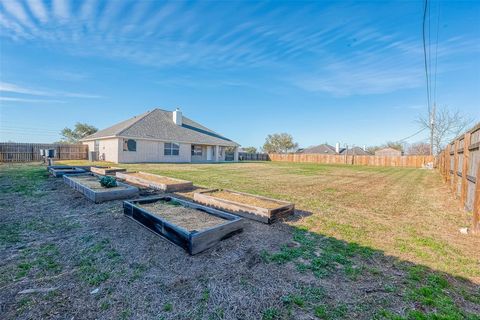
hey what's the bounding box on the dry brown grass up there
[1,162,479,319]
[208,190,283,209]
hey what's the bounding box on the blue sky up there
[0,0,479,149]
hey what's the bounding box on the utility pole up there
[430,103,436,155]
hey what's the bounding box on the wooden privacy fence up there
[437,123,480,233]
[238,152,269,161]
[0,143,88,162]
[268,153,434,168]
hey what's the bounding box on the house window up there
[191,145,203,156]
[123,139,137,152]
[164,142,180,156]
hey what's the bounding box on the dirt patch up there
[139,200,227,231]
[69,175,128,191]
[127,172,183,185]
[209,190,283,209]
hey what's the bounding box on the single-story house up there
[339,146,370,155]
[298,143,371,155]
[297,144,337,155]
[80,108,239,163]
[375,147,403,156]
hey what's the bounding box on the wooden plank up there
[63,173,138,203]
[461,133,471,207]
[49,166,87,177]
[268,153,433,168]
[116,171,193,192]
[468,141,480,151]
[90,166,127,176]
[123,196,243,254]
[194,188,294,224]
[445,144,451,183]
[473,165,480,233]
[452,140,459,197]
[0,142,88,162]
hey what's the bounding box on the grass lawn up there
[1,161,479,319]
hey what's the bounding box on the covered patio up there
[190,144,239,163]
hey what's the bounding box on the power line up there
[433,0,440,104]
[396,127,428,143]
[423,0,431,115]
[0,126,61,133]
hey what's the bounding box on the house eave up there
[81,135,239,147]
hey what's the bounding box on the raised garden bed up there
[193,189,294,224]
[48,166,86,177]
[63,173,138,203]
[116,171,193,192]
[123,196,243,254]
[90,166,127,176]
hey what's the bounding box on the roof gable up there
[81,108,238,146]
[300,144,336,154]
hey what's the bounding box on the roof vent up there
[173,108,182,126]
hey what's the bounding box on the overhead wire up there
[433,0,440,104]
[396,127,428,143]
[422,0,431,115]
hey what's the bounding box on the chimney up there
[335,142,340,154]
[173,108,182,126]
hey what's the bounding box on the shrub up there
[99,176,117,188]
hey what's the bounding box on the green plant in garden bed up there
[99,176,117,188]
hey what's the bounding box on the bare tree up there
[418,106,472,154]
[407,142,431,155]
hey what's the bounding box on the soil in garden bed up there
[56,168,81,173]
[208,190,283,209]
[138,200,227,231]
[69,175,129,192]
[127,172,183,185]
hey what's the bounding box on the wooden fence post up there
[473,165,480,233]
[461,133,471,208]
[452,140,459,197]
[445,144,451,183]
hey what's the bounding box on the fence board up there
[268,153,434,168]
[0,143,88,162]
[437,122,480,233]
[238,152,269,161]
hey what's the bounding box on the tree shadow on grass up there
[259,223,480,320]
[153,185,479,318]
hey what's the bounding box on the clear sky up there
[0,0,479,149]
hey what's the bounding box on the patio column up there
[214,145,220,162]
[234,147,239,162]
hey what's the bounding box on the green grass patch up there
[264,229,371,279]
[75,238,122,286]
[0,164,48,197]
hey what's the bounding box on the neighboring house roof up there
[81,108,239,147]
[339,147,370,155]
[298,144,337,155]
[375,147,402,155]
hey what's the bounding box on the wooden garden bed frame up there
[63,173,138,203]
[194,189,294,224]
[116,171,193,192]
[123,196,243,255]
[48,166,87,177]
[90,166,127,176]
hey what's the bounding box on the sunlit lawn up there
[62,160,480,283]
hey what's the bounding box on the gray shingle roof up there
[81,108,239,146]
[299,144,337,154]
[339,146,370,155]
